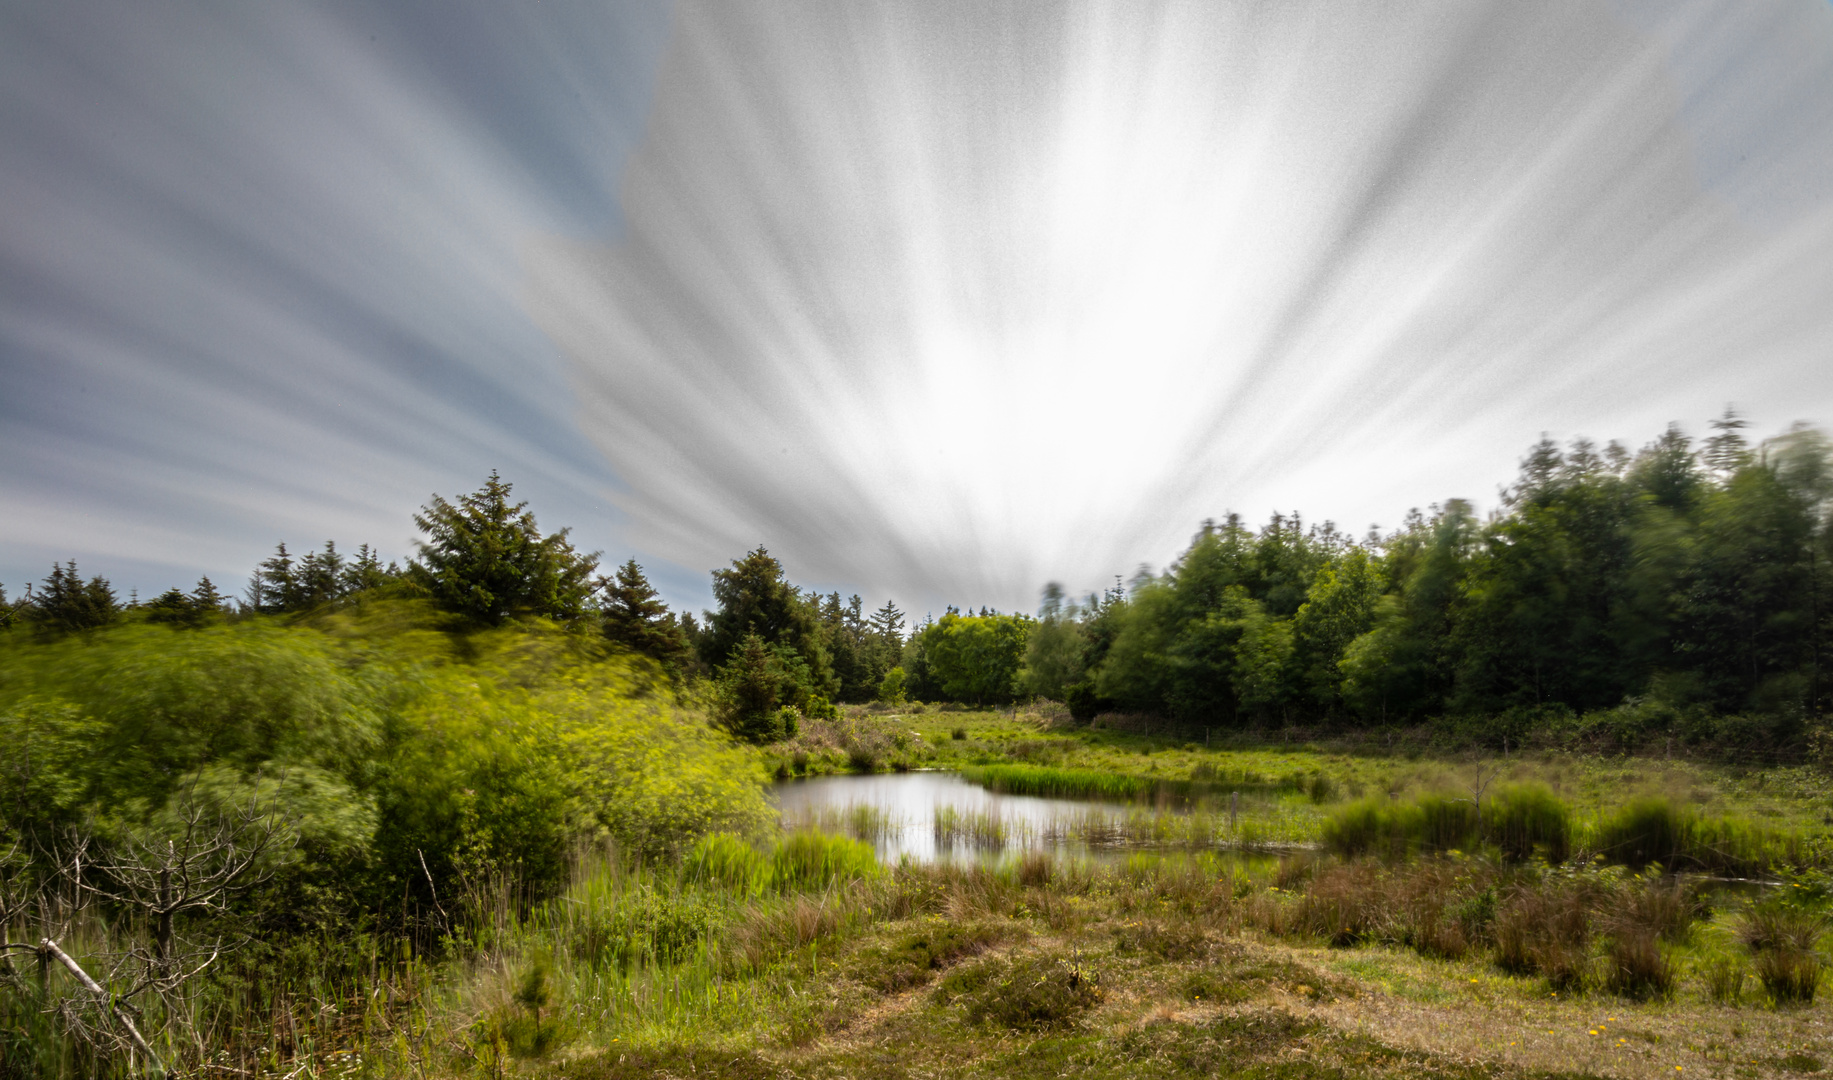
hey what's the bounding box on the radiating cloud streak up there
[0,1,674,598]
[532,0,1833,611]
[6,1,1833,615]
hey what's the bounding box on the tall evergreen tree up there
[698,546,835,699]
[600,559,691,674]
[29,560,119,635]
[412,472,599,624]
[251,542,300,613]
[296,541,345,609]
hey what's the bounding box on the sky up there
[4,1,1833,619]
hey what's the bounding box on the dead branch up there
[38,936,167,1075]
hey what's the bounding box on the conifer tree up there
[29,561,119,635]
[600,559,691,674]
[869,599,906,648]
[412,472,598,624]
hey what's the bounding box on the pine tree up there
[339,544,391,594]
[253,542,300,613]
[600,559,690,673]
[1702,406,1753,477]
[412,472,599,624]
[191,576,223,614]
[869,599,906,648]
[715,633,790,743]
[296,541,344,608]
[29,561,119,635]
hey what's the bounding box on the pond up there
[771,770,1299,866]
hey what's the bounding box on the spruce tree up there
[29,561,119,635]
[412,472,599,624]
[600,559,691,673]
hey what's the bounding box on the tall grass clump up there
[1494,883,1594,990]
[1484,784,1570,863]
[1319,799,1397,858]
[1739,907,1824,1005]
[1590,797,1692,869]
[962,764,1153,801]
[681,830,879,894]
[1588,797,1786,875]
[933,805,1014,849]
[771,831,881,891]
[682,832,771,895]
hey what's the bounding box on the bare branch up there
[38,937,167,1075]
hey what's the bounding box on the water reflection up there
[772,771,1291,865]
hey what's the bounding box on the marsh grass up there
[960,762,1304,804]
[932,805,1023,849]
[1737,907,1825,1005]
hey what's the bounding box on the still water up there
[771,770,1275,866]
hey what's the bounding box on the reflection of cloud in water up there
[772,772,1302,864]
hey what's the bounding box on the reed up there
[932,805,1019,849]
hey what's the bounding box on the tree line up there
[7,414,1829,744]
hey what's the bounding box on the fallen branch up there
[38,937,167,1076]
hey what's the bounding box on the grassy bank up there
[47,836,1827,1079]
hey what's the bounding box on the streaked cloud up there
[5,1,1832,615]
[531,0,1833,611]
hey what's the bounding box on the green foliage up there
[713,632,826,743]
[682,832,772,896]
[411,471,598,624]
[1022,585,1086,701]
[144,576,225,627]
[920,611,1032,704]
[568,885,717,970]
[0,623,380,824]
[678,829,877,895]
[876,666,908,704]
[769,830,879,891]
[698,547,832,693]
[25,560,119,636]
